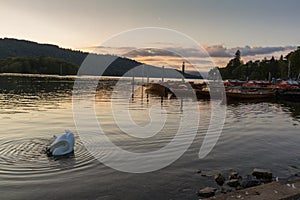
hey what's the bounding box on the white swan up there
[46,130,75,156]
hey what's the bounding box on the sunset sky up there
[1,0,300,70]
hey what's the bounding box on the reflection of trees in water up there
[0,75,74,112]
[0,75,74,95]
[227,100,300,123]
[279,101,300,121]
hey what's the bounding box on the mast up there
[182,61,185,82]
[288,60,291,80]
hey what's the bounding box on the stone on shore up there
[226,179,240,188]
[229,171,239,180]
[240,175,261,188]
[214,173,225,186]
[252,168,272,180]
[197,187,217,198]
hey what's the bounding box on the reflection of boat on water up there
[276,88,300,102]
[226,87,276,100]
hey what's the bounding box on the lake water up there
[1,74,300,199]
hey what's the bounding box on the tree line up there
[210,47,300,80]
[0,57,79,75]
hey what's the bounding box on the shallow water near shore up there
[0,74,300,200]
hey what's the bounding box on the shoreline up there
[207,178,300,200]
[196,168,300,199]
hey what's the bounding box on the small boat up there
[144,83,169,97]
[46,130,75,156]
[195,87,211,99]
[195,85,226,100]
[275,80,300,102]
[277,80,300,89]
[226,87,276,100]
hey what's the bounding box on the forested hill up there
[0,38,87,65]
[0,38,202,78]
[0,38,143,76]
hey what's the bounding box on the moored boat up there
[275,80,300,102]
[144,83,169,97]
[226,87,276,100]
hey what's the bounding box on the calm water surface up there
[0,74,300,199]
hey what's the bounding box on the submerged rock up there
[197,187,217,198]
[214,173,225,186]
[252,168,272,180]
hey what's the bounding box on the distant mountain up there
[0,38,202,78]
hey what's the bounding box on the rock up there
[241,179,261,188]
[220,187,232,194]
[229,171,239,180]
[240,175,261,189]
[197,187,217,198]
[226,179,240,188]
[214,173,225,186]
[252,168,272,180]
[196,169,202,174]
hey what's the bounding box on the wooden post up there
[131,71,135,99]
[162,66,165,82]
[182,62,185,82]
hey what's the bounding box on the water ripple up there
[0,136,97,179]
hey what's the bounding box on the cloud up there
[205,45,297,58]
[87,45,297,59]
[123,47,211,59]
[204,45,232,57]
[83,45,137,56]
[80,44,297,68]
[231,45,296,56]
[124,48,177,57]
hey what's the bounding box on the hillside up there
[0,38,202,78]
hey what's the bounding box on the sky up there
[1,0,300,70]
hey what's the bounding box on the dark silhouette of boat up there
[226,87,276,100]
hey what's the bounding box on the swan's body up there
[46,130,75,156]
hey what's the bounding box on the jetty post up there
[141,65,144,100]
[131,70,135,99]
[162,66,165,82]
[182,61,185,83]
[147,65,150,84]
